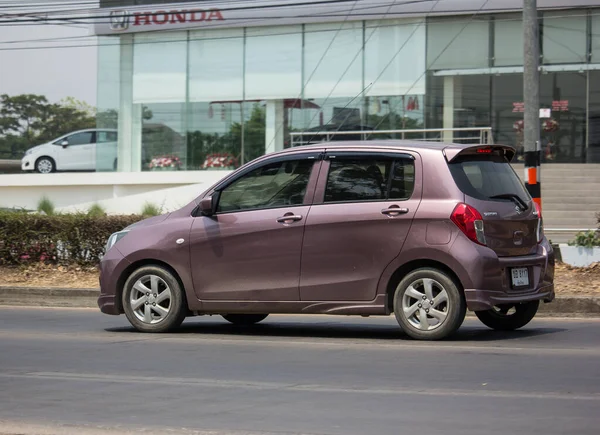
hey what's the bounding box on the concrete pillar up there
[265,100,285,154]
[443,76,455,143]
[117,34,142,172]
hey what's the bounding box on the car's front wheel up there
[475,300,539,331]
[393,268,466,340]
[35,157,55,174]
[122,265,187,333]
[222,314,269,325]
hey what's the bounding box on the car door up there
[189,153,321,301]
[299,151,422,301]
[95,130,118,171]
[55,131,95,171]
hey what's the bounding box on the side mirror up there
[60,140,69,148]
[199,196,215,216]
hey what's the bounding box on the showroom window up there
[427,16,490,70]
[542,10,587,64]
[494,14,524,66]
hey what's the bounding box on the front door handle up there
[381,205,409,217]
[276,213,303,224]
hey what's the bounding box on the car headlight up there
[105,230,130,252]
[24,149,33,156]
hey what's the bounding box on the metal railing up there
[289,127,494,147]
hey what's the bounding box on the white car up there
[21,129,118,173]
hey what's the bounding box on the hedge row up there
[0,212,143,266]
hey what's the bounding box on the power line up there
[366,0,493,135]
[290,0,440,146]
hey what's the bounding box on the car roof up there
[273,140,482,155]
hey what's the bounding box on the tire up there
[122,265,187,333]
[393,268,466,340]
[222,314,269,325]
[35,157,55,174]
[475,300,539,331]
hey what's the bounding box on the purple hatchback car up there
[99,141,554,340]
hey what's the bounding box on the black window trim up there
[321,151,416,205]
[324,151,415,161]
[60,131,95,146]
[212,151,324,194]
[208,153,322,216]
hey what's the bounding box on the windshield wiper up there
[489,193,528,211]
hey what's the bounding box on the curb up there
[1,286,599,316]
[0,287,99,308]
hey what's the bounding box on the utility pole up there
[523,0,542,211]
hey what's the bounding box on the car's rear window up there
[448,155,531,202]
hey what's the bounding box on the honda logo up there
[110,10,129,31]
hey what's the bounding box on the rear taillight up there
[534,201,543,243]
[451,203,486,246]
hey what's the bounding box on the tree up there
[0,94,50,141]
[0,94,100,159]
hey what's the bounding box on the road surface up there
[1,307,599,434]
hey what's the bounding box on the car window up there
[65,132,94,146]
[218,159,314,213]
[97,131,118,143]
[448,155,531,202]
[324,157,415,202]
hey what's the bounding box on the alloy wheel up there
[129,274,172,324]
[37,159,53,174]
[401,278,449,331]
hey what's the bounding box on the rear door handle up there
[381,206,409,216]
[276,213,303,224]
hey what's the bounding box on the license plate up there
[511,267,529,287]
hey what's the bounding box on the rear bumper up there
[456,237,555,312]
[465,284,555,311]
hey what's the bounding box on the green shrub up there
[87,203,106,217]
[37,196,55,216]
[568,230,600,248]
[141,202,162,217]
[0,212,143,266]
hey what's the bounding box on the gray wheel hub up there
[37,159,53,173]
[129,275,172,324]
[401,278,449,331]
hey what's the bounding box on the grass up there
[37,196,55,215]
[141,202,162,217]
[87,203,106,217]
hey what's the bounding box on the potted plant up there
[148,156,182,171]
[560,230,600,267]
[202,152,239,170]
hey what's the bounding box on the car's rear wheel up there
[222,314,269,325]
[393,268,466,340]
[35,157,55,174]
[122,265,187,333]
[475,300,539,331]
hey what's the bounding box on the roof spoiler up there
[444,145,516,163]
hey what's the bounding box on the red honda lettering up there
[170,10,187,24]
[153,10,169,25]
[206,9,224,21]
[133,12,151,26]
[191,10,206,22]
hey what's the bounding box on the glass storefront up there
[97,18,427,172]
[424,10,600,164]
[97,9,600,172]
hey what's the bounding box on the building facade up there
[94,0,600,173]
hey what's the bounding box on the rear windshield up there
[448,155,531,202]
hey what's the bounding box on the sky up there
[0,1,98,105]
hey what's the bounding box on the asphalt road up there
[1,307,600,435]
